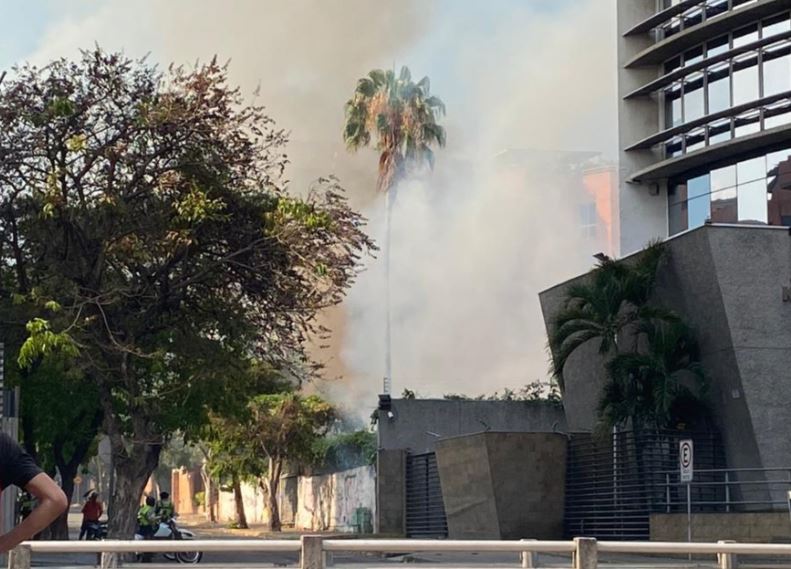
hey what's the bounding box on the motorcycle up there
[84,520,108,541]
[134,519,202,564]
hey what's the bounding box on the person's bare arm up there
[0,473,67,552]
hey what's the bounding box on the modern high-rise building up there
[618,0,791,254]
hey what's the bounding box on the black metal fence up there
[564,429,726,540]
[405,452,448,538]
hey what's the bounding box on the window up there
[733,24,759,48]
[579,202,598,239]
[707,35,730,57]
[704,0,729,21]
[762,42,791,96]
[732,52,759,105]
[762,13,791,38]
[764,101,791,129]
[685,127,706,152]
[683,73,705,121]
[707,62,731,114]
[684,46,704,68]
[688,173,711,228]
[734,109,761,137]
[665,83,683,128]
[708,118,732,144]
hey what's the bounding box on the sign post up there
[680,439,694,554]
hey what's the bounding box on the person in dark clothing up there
[0,433,68,552]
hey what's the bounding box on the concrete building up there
[539,2,791,537]
[618,0,791,254]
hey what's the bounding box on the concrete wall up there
[540,225,791,503]
[375,449,405,535]
[216,465,375,532]
[651,513,791,542]
[377,399,567,454]
[617,0,666,256]
[435,432,567,539]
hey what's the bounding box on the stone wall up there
[216,465,375,532]
[435,432,567,539]
[651,513,791,542]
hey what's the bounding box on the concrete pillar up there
[8,545,31,569]
[574,537,598,569]
[100,552,119,569]
[718,540,738,569]
[300,535,324,569]
[520,539,536,568]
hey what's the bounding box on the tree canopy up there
[0,48,372,535]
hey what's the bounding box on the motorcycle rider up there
[156,491,175,523]
[79,491,103,540]
[137,496,159,538]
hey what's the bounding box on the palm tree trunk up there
[383,187,394,394]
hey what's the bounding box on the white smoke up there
[7,0,618,417]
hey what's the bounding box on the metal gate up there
[564,429,725,540]
[405,452,448,538]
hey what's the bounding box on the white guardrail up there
[9,537,791,569]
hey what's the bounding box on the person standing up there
[79,492,103,540]
[0,433,68,552]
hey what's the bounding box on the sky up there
[0,0,618,415]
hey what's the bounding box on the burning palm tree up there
[344,66,446,392]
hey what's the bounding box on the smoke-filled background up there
[2,0,617,416]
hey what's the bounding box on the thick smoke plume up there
[11,0,617,417]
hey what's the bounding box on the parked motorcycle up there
[84,520,108,541]
[134,519,202,564]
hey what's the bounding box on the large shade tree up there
[0,49,372,536]
[343,66,446,389]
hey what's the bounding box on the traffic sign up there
[680,439,694,483]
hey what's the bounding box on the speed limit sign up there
[680,439,694,483]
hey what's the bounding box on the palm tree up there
[549,241,675,391]
[344,66,446,392]
[597,319,709,432]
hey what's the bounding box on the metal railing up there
[10,536,791,569]
[662,466,791,512]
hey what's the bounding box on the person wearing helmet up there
[0,433,67,552]
[79,491,103,540]
[156,492,175,523]
[137,496,158,539]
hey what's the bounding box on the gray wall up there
[435,432,567,539]
[540,224,791,502]
[377,399,567,454]
[375,449,406,535]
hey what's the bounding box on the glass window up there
[688,173,711,228]
[711,187,738,222]
[668,183,689,235]
[665,83,683,128]
[711,164,737,191]
[767,148,791,183]
[684,46,704,67]
[733,0,758,10]
[735,110,761,137]
[732,52,759,105]
[734,24,759,48]
[762,13,791,38]
[709,118,732,145]
[704,0,729,21]
[684,73,705,122]
[666,136,684,158]
[707,62,731,114]
[737,156,766,185]
[764,104,791,129]
[682,8,704,30]
[686,127,706,152]
[762,42,791,96]
[738,179,768,222]
[707,35,730,57]
[665,56,682,75]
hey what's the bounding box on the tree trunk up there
[199,464,217,523]
[49,465,76,540]
[263,458,282,532]
[232,474,248,529]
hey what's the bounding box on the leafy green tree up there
[312,429,376,471]
[549,241,675,390]
[245,393,334,531]
[598,319,708,432]
[0,49,372,536]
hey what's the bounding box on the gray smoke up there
[13,0,617,419]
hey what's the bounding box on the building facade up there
[618,0,791,254]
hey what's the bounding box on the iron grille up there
[405,452,448,538]
[564,429,725,540]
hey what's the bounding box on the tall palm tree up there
[344,66,446,392]
[549,241,674,391]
